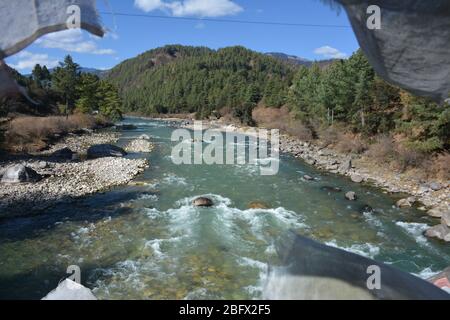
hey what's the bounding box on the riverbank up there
[0,130,149,219]
[138,116,449,217]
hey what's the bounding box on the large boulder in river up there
[425,224,450,242]
[193,197,214,207]
[87,144,127,159]
[396,197,416,208]
[1,164,41,183]
[345,191,357,201]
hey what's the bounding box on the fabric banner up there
[337,0,450,102]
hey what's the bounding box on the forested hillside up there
[108,45,449,157]
[107,45,294,123]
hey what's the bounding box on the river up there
[0,118,448,299]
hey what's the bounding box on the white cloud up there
[35,29,116,55]
[10,51,59,71]
[314,46,347,59]
[134,0,243,17]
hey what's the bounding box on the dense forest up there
[107,45,449,157]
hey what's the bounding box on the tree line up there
[6,55,123,121]
[108,45,449,154]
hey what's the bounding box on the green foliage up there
[288,49,449,153]
[107,45,294,123]
[52,55,80,115]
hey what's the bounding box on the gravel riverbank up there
[0,131,149,218]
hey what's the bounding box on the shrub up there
[4,115,104,153]
[427,153,450,180]
[335,133,367,154]
[319,126,340,147]
[395,146,425,171]
[366,135,396,162]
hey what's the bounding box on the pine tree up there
[52,55,80,117]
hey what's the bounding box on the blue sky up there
[7,0,359,73]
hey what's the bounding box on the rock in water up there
[321,186,342,193]
[303,175,314,181]
[427,204,449,218]
[351,174,364,183]
[125,139,154,153]
[248,201,270,209]
[51,147,74,160]
[193,197,214,207]
[1,164,41,183]
[396,198,414,208]
[42,279,97,300]
[345,191,357,201]
[425,224,450,242]
[87,144,127,159]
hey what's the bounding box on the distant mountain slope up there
[106,45,295,119]
[266,52,337,69]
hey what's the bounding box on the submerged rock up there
[360,205,374,214]
[248,201,270,209]
[425,224,450,242]
[321,186,342,193]
[193,197,214,207]
[87,144,127,159]
[303,175,315,181]
[1,164,41,183]
[345,191,357,201]
[42,279,97,300]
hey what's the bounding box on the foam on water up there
[325,240,380,259]
[396,221,429,246]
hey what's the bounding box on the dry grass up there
[4,114,107,153]
[335,133,367,155]
[366,135,396,162]
[252,106,313,141]
[425,153,450,181]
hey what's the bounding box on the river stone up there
[442,211,450,227]
[429,182,443,191]
[427,204,449,218]
[1,164,41,183]
[396,198,413,208]
[425,224,450,242]
[339,158,352,173]
[345,191,357,201]
[248,201,270,209]
[51,147,74,160]
[303,175,314,181]
[351,174,364,183]
[87,144,127,159]
[193,197,214,207]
